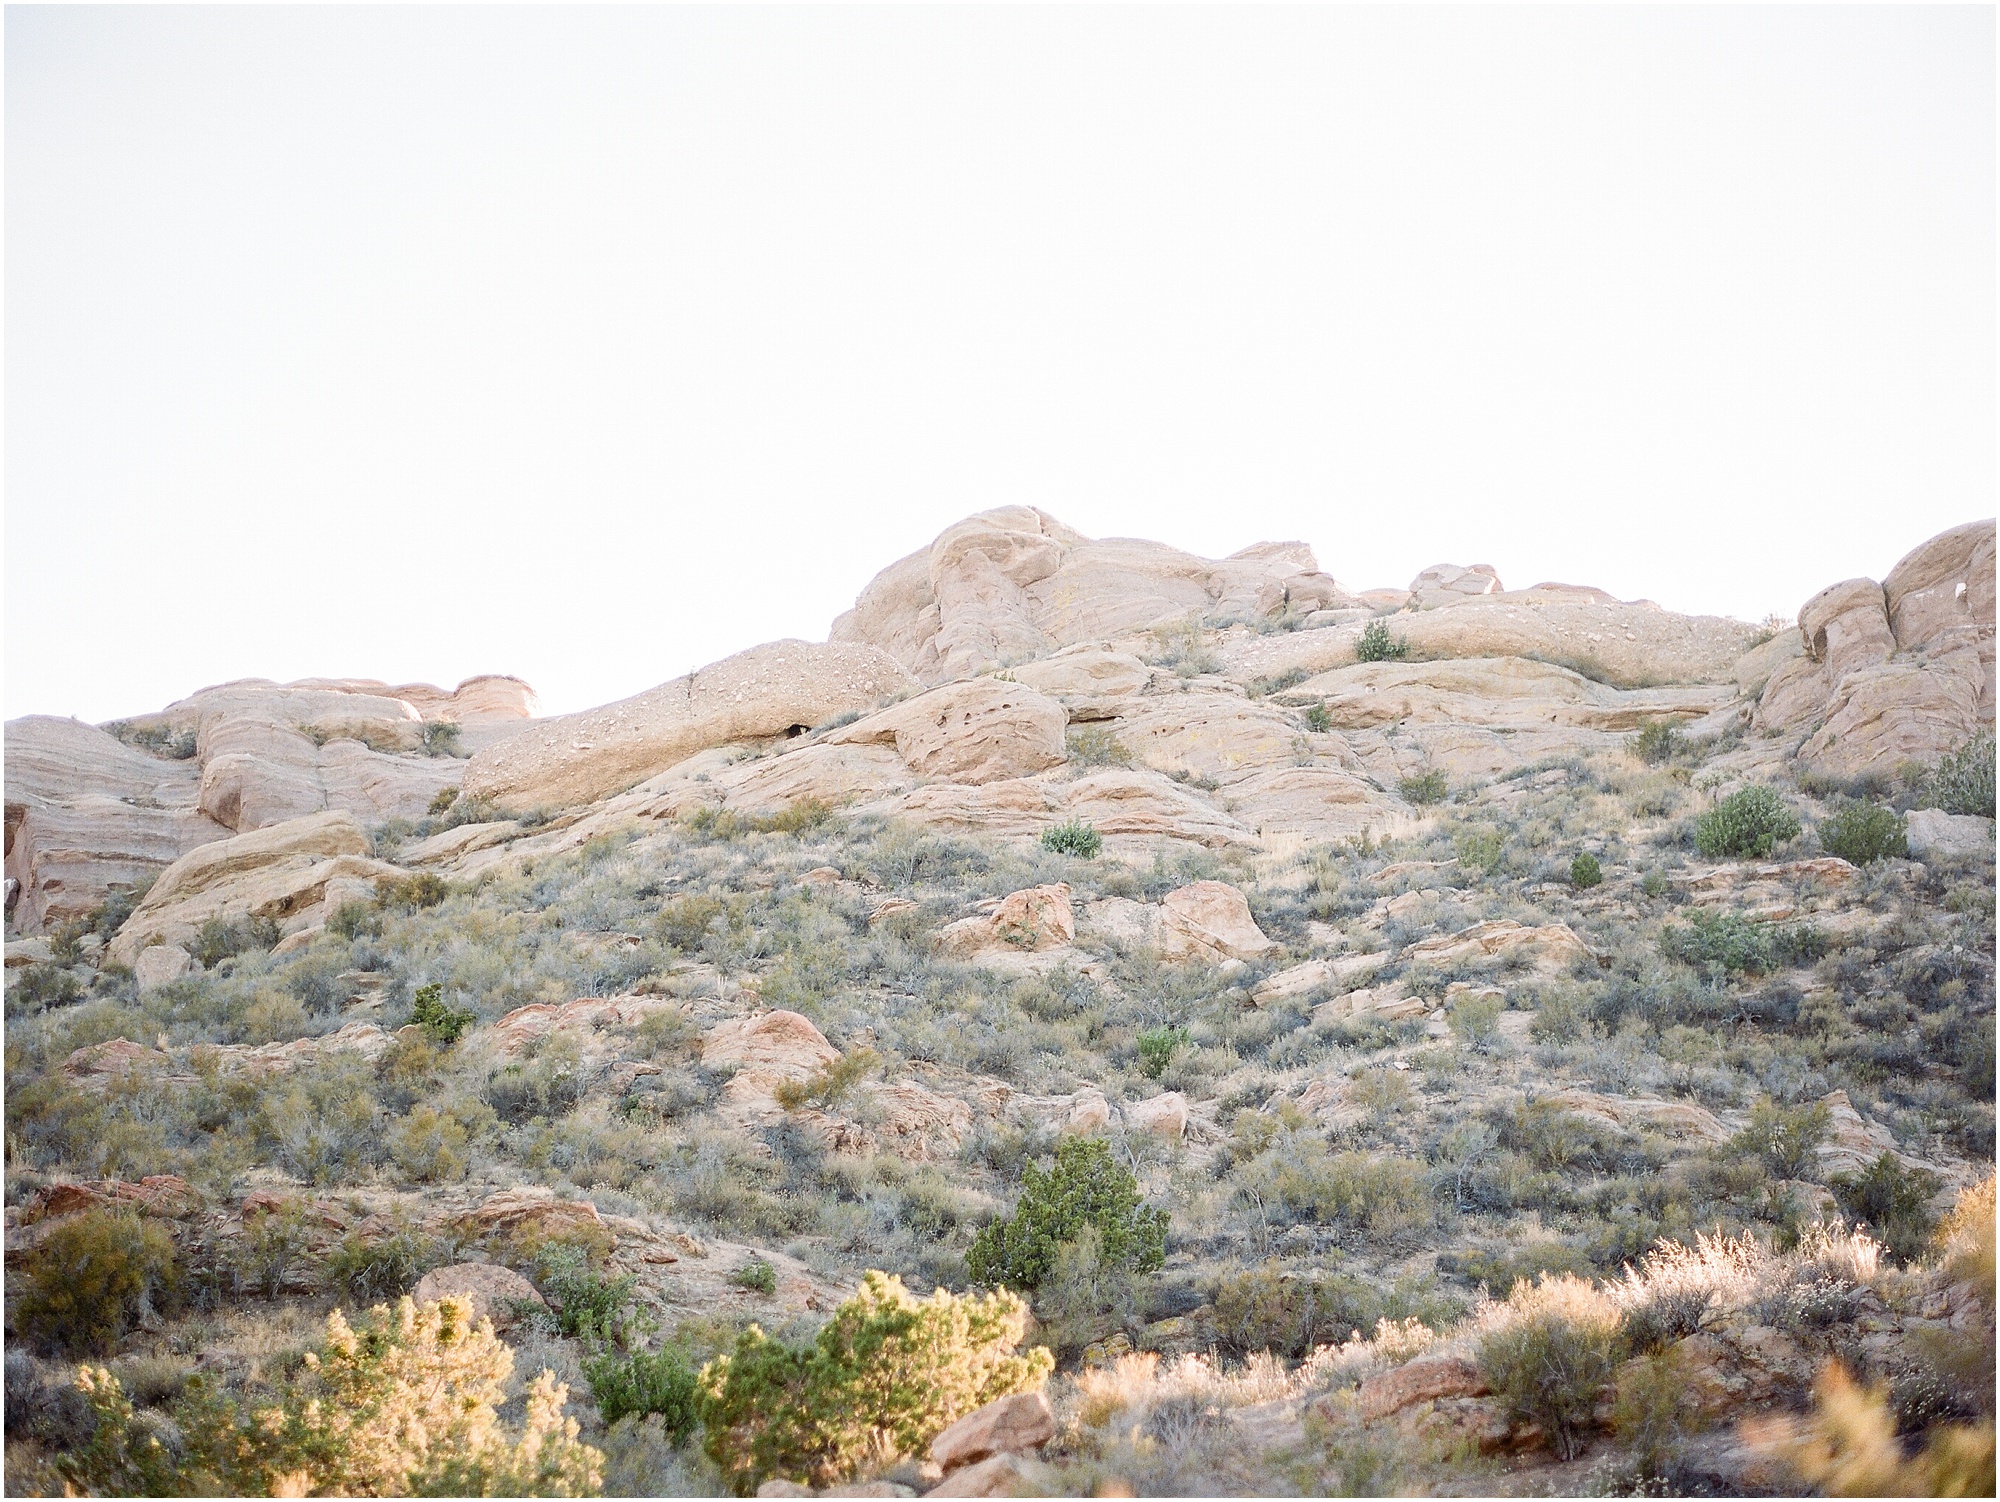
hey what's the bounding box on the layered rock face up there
[5,675,529,935]
[1753,521,1995,775]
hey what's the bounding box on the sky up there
[7,5,1994,723]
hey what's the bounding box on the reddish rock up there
[1355,1355,1490,1422]
[25,1175,202,1224]
[929,1390,1056,1472]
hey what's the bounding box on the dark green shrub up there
[1302,702,1335,734]
[16,1209,180,1356]
[1831,1152,1942,1264]
[1476,1274,1625,1461]
[427,786,461,816]
[10,963,83,1013]
[967,1137,1168,1290]
[1454,825,1505,872]
[409,983,476,1046]
[1631,721,1689,766]
[191,915,280,969]
[586,1347,702,1440]
[1136,1025,1187,1079]
[419,721,464,757]
[1355,621,1409,663]
[1398,770,1449,805]
[1730,1099,1832,1180]
[324,1221,448,1306]
[657,894,727,950]
[1819,801,1908,864]
[326,901,379,941]
[1918,731,1996,819]
[528,1244,642,1343]
[1039,820,1102,859]
[1212,1264,1383,1357]
[1694,785,1801,859]
[695,1271,1053,1494]
[730,1260,777,1296]
[1570,852,1603,889]
[1660,909,1772,975]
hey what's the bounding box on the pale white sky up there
[7,6,1993,723]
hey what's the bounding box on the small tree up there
[1569,852,1603,889]
[16,1208,180,1356]
[410,983,476,1045]
[696,1272,1053,1494]
[967,1137,1168,1291]
[1040,820,1103,859]
[1917,731,1996,819]
[1818,801,1907,865]
[1831,1152,1942,1264]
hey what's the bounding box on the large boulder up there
[831,507,1331,684]
[1355,1355,1490,1421]
[828,677,1067,784]
[105,810,403,965]
[463,640,915,812]
[1906,808,1995,862]
[410,1262,546,1334]
[1156,881,1274,964]
[934,884,1075,959]
[1409,563,1503,609]
[1404,920,1598,976]
[929,1391,1056,1473]
[1883,520,1997,656]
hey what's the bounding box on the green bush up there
[1731,1099,1833,1180]
[410,983,476,1046]
[730,1260,777,1296]
[378,871,450,911]
[967,1137,1167,1290]
[1570,852,1603,889]
[773,1049,878,1112]
[1819,802,1908,865]
[1355,620,1410,662]
[1476,1274,1625,1461]
[1454,825,1505,873]
[1660,909,1770,975]
[1212,1263,1384,1357]
[420,721,464,758]
[325,1221,449,1307]
[1039,820,1103,859]
[1631,721,1689,766]
[1136,1025,1188,1079]
[191,914,281,969]
[1302,703,1335,734]
[16,1209,179,1356]
[1831,1152,1942,1264]
[1918,731,1996,819]
[1694,785,1801,859]
[1448,993,1503,1052]
[527,1244,643,1344]
[586,1347,701,1441]
[1399,770,1449,805]
[695,1271,1053,1494]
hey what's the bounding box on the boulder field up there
[5,511,1992,940]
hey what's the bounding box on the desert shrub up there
[1831,1152,1941,1264]
[1660,908,1772,976]
[325,1221,449,1306]
[586,1347,701,1441]
[1244,1142,1430,1233]
[750,799,836,836]
[1613,1231,1768,1351]
[657,894,727,950]
[428,786,461,816]
[1448,992,1503,1051]
[1136,1025,1188,1079]
[1934,1177,1996,1314]
[1302,702,1335,734]
[190,914,280,969]
[1355,620,1409,662]
[233,1199,321,1297]
[261,1070,382,1184]
[1494,1100,1616,1174]
[1819,801,1908,864]
[388,1104,471,1182]
[1766,1363,1994,1498]
[773,1049,879,1112]
[1454,825,1504,873]
[487,1036,593,1122]
[1569,852,1602,889]
[967,1137,1168,1290]
[525,1244,643,1344]
[11,962,83,1012]
[1632,720,1689,766]
[1694,784,1801,858]
[409,982,476,1046]
[378,871,449,911]
[695,1271,1054,1494]
[1475,1273,1625,1461]
[1613,1347,1700,1480]
[1440,1241,1596,1298]
[731,1260,778,1295]
[1040,820,1103,859]
[1917,731,1997,819]
[1067,727,1132,767]
[1212,1264,1384,1357]
[64,1297,604,1496]
[420,721,464,757]
[1398,770,1448,805]
[327,900,379,940]
[1731,1098,1833,1180]
[15,1209,179,1356]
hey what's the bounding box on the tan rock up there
[891,768,1254,851]
[866,1080,977,1163]
[924,1452,1051,1498]
[1123,1092,1188,1141]
[1155,881,1273,964]
[1356,1355,1490,1421]
[62,1038,177,1087]
[930,1390,1056,1472]
[1906,809,1995,861]
[1277,656,1731,733]
[1409,563,1503,609]
[1798,578,1895,685]
[106,811,404,966]
[829,677,1068,785]
[1882,520,1996,653]
[462,640,916,813]
[1252,958,1339,1005]
[755,1484,814,1498]
[482,995,684,1063]
[4,938,53,968]
[134,944,194,992]
[703,1010,841,1079]
[1064,1089,1112,1135]
[1404,920,1598,976]
[1313,987,1427,1025]
[455,1186,607,1242]
[1006,646,1152,698]
[1541,1089,1732,1146]
[1799,659,1984,777]
[934,885,1075,958]
[411,1262,546,1333]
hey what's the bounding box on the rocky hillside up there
[4,510,1994,1497]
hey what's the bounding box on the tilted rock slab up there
[463,639,916,812]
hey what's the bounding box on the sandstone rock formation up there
[410,1262,547,1334]
[929,1391,1056,1472]
[463,640,916,813]
[934,884,1076,959]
